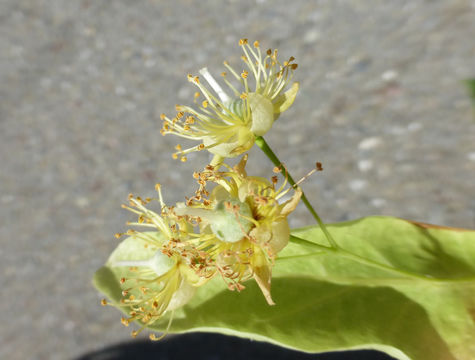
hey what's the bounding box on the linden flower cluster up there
[160,38,299,162]
[99,39,303,340]
[102,156,301,339]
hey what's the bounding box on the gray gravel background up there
[1,0,475,359]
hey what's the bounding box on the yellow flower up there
[160,39,299,161]
[103,185,211,340]
[174,155,302,305]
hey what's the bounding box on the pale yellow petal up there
[249,92,274,136]
[233,153,248,177]
[269,219,290,254]
[280,187,302,216]
[202,127,253,157]
[272,82,299,119]
[237,176,272,203]
[253,265,275,306]
[167,278,197,311]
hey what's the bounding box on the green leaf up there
[463,79,475,105]
[94,216,475,360]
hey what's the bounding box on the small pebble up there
[115,86,126,96]
[371,198,387,208]
[381,70,398,82]
[303,30,320,44]
[358,159,373,172]
[75,197,90,208]
[144,59,156,68]
[358,137,382,150]
[407,122,422,132]
[349,179,368,191]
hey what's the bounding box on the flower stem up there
[255,136,338,249]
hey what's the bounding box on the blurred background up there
[1,0,474,359]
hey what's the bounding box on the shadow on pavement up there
[76,333,395,360]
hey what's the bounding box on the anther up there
[253,40,259,48]
[101,299,108,306]
[239,38,248,46]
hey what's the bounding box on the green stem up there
[289,234,333,251]
[255,136,338,249]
